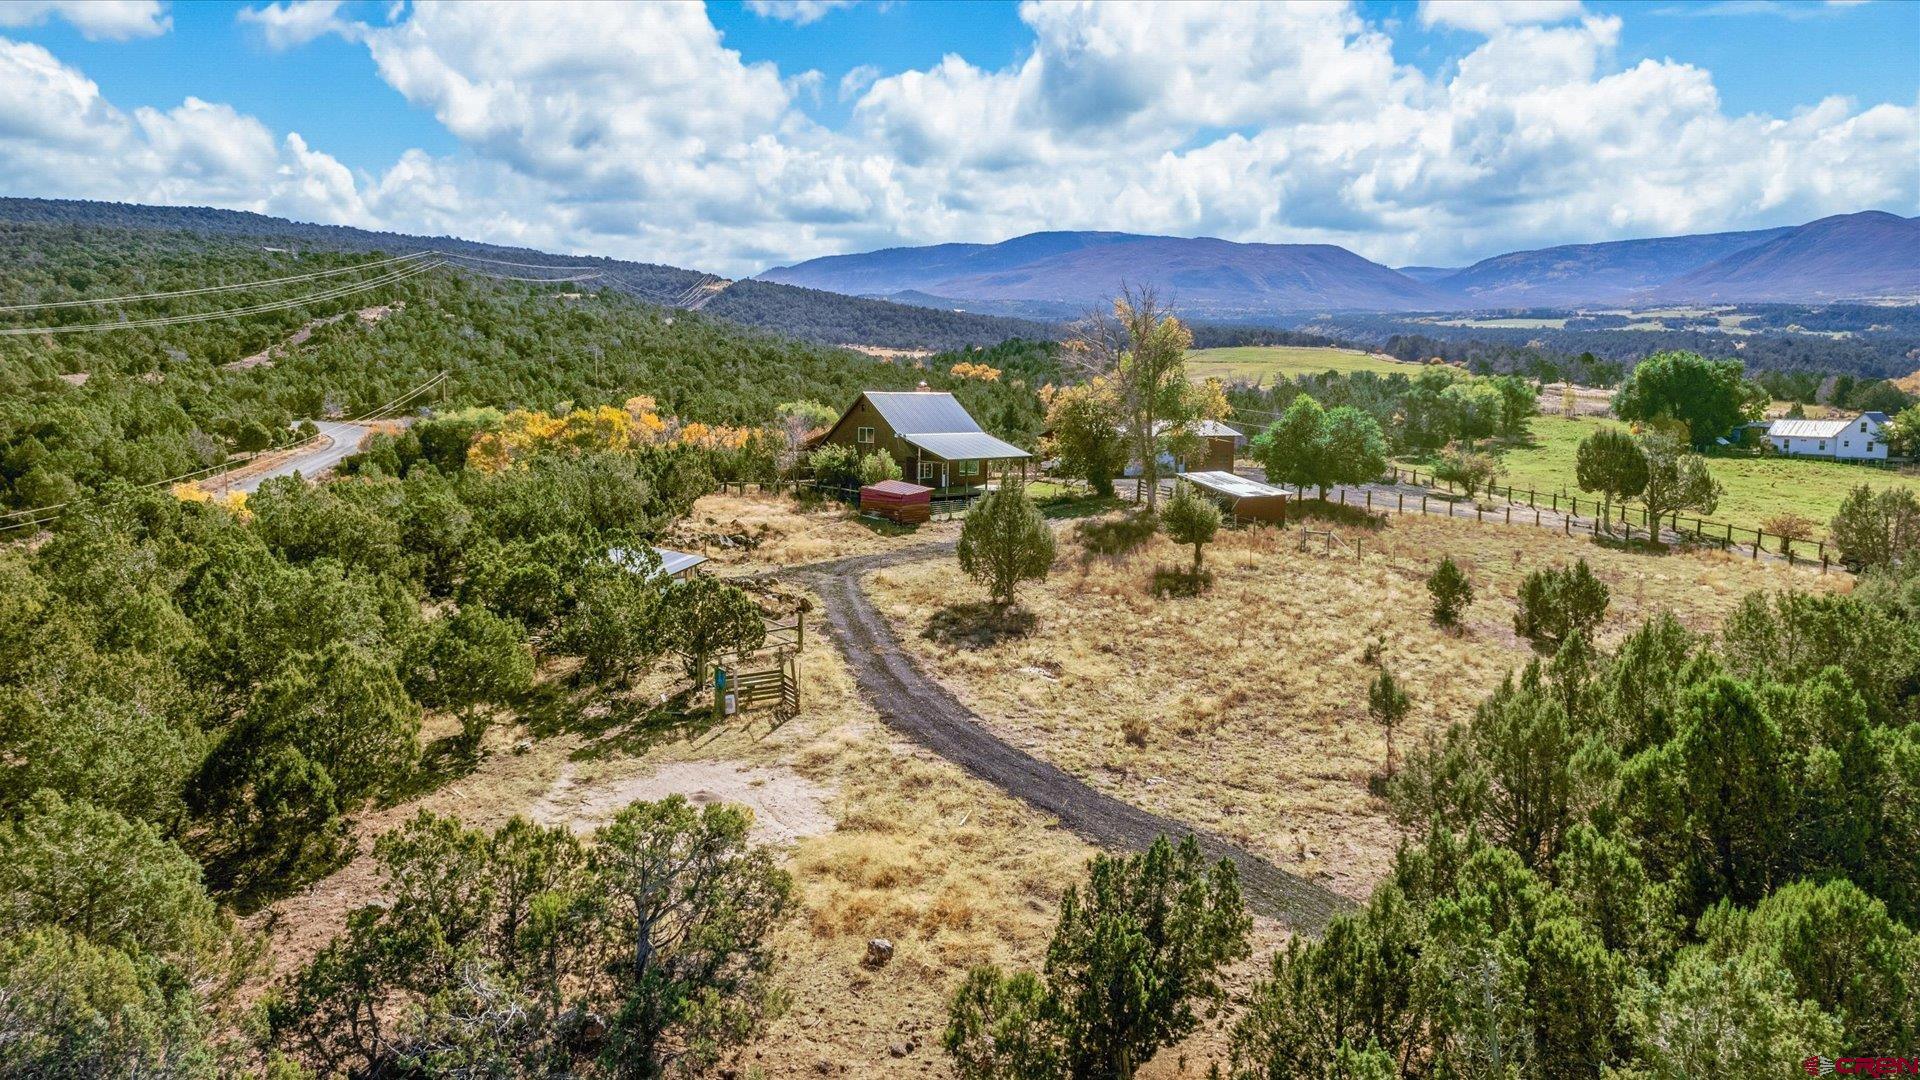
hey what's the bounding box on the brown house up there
[813,386,1031,490]
[1121,419,1247,477]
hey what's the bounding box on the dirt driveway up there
[801,548,1351,933]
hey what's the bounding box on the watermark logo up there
[1804,1057,1920,1077]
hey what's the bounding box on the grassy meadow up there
[1185,344,1423,384]
[1458,414,1920,539]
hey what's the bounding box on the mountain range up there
[759,211,1920,316]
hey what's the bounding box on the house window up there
[1845,440,1852,448]
[1869,442,1878,452]
[1819,442,1827,451]
[959,460,980,477]
[919,461,936,481]
[1861,421,1870,432]
[856,426,874,444]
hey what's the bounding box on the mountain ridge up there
[759,211,1920,314]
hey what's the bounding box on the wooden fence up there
[1387,467,1833,566]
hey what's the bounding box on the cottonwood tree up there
[1160,485,1221,575]
[1638,430,1721,542]
[1613,351,1768,447]
[1252,395,1327,496]
[1255,396,1389,498]
[1040,378,1128,496]
[957,478,1056,609]
[1064,288,1194,510]
[1575,429,1647,536]
[1322,405,1391,492]
[945,835,1251,1080]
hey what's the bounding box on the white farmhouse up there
[1765,411,1890,460]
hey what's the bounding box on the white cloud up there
[236,1,354,50]
[0,0,1913,277]
[1418,0,1586,35]
[0,1,170,40]
[0,37,364,222]
[743,0,857,26]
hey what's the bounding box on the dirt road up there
[803,549,1352,933]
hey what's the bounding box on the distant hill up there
[1654,212,1920,303]
[1394,266,1463,284]
[764,211,1919,316]
[0,198,1051,350]
[1427,226,1797,308]
[761,231,1453,317]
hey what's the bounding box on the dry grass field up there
[251,487,1281,1080]
[866,511,1838,898]
[670,490,959,570]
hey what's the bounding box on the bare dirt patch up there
[529,759,835,845]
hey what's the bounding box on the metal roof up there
[863,391,986,436]
[861,479,932,496]
[1768,412,1882,439]
[1181,471,1290,499]
[609,546,708,578]
[901,431,1032,461]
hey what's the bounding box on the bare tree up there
[1064,286,1195,511]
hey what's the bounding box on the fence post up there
[1553,492,1559,512]
[1340,489,1347,507]
[1529,487,1536,507]
[1422,493,1428,514]
[1366,490,1372,509]
[1818,540,1826,562]
[1476,504,1483,522]
[1505,506,1511,525]
[1398,492,1404,512]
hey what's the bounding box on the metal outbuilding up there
[1178,471,1291,523]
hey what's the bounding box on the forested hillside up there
[0,199,1056,350]
[0,218,1057,512]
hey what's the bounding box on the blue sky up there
[0,0,1913,274]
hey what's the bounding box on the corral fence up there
[1388,466,1836,570]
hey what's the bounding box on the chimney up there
[916,379,931,392]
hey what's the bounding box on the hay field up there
[866,512,1836,898]
[1185,345,1421,384]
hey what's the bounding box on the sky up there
[0,0,1914,277]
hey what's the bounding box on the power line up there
[432,250,599,271]
[0,252,435,312]
[0,260,442,336]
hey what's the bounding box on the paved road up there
[213,421,373,495]
[801,548,1352,933]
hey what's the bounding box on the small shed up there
[860,479,932,523]
[1179,471,1290,524]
